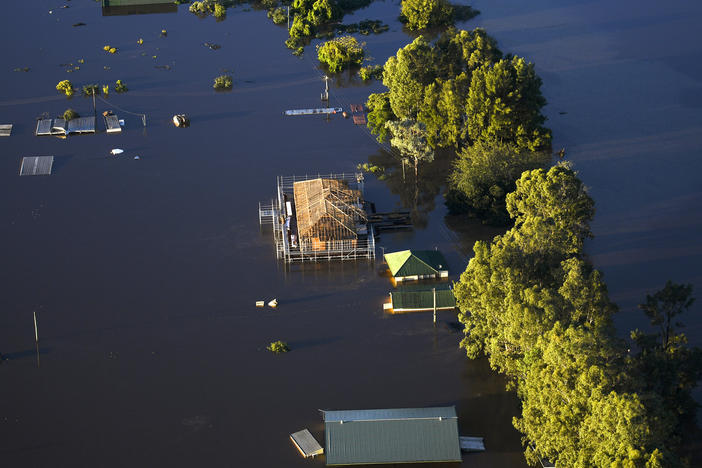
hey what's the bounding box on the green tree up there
[382,36,436,119]
[466,56,551,151]
[317,36,364,73]
[454,165,603,378]
[400,0,452,31]
[630,282,702,439]
[365,92,396,142]
[385,119,434,178]
[446,140,550,224]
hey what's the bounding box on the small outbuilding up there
[384,250,448,282]
[384,285,456,314]
[323,407,462,466]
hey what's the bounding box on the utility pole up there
[287,6,290,30]
[432,288,437,326]
[321,75,329,101]
[33,311,40,368]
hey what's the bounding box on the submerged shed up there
[290,429,324,458]
[386,285,456,314]
[293,178,366,252]
[323,407,462,466]
[0,124,12,136]
[19,156,54,176]
[384,250,448,282]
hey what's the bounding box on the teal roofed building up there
[384,250,448,282]
[323,407,462,466]
[384,284,456,314]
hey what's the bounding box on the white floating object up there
[118,119,125,126]
[268,299,278,308]
[255,301,265,307]
[134,156,140,160]
[110,148,124,155]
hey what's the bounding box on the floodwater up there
[0,0,700,467]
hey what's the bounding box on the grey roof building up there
[323,407,462,465]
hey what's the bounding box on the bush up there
[114,80,128,93]
[56,80,74,97]
[213,3,226,18]
[213,74,233,90]
[400,0,453,30]
[359,64,383,81]
[268,7,287,24]
[62,109,79,121]
[316,36,365,73]
[82,84,100,96]
[267,340,290,354]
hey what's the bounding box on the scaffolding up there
[259,173,375,263]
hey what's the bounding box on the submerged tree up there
[385,119,434,178]
[400,0,452,30]
[316,36,365,73]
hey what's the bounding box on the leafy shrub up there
[400,0,453,30]
[213,3,226,18]
[62,109,79,121]
[267,340,290,354]
[56,80,75,97]
[359,64,383,81]
[102,85,109,95]
[82,84,100,96]
[213,74,233,90]
[115,80,128,93]
[316,36,365,73]
[268,7,287,24]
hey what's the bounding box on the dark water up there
[0,0,700,466]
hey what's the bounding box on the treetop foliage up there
[400,0,452,31]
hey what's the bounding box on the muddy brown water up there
[0,0,700,466]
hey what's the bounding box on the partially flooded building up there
[384,249,448,282]
[259,174,375,263]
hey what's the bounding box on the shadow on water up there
[52,155,73,173]
[363,148,455,229]
[288,336,343,349]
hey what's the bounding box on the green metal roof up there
[384,250,448,278]
[391,289,456,311]
[324,407,461,465]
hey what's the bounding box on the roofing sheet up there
[324,407,460,465]
[290,429,324,457]
[67,116,95,134]
[384,250,448,277]
[390,289,456,311]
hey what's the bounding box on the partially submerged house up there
[102,0,177,15]
[259,174,375,263]
[323,407,462,466]
[383,284,456,314]
[384,250,448,282]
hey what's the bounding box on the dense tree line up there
[454,164,702,466]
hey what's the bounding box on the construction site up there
[259,173,376,263]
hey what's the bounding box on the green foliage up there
[358,64,383,81]
[365,92,396,143]
[267,340,290,353]
[630,282,702,440]
[56,80,74,97]
[213,74,233,90]
[400,0,452,31]
[316,36,364,73]
[213,3,226,18]
[385,119,434,177]
[446,140,550,224]
[380,28,506,148]
[189,0,227,18]
[454,165,602,378]
[62,108,79,121]
[466,56,552,151]
[82,84,100,96]
[267,7,287,24]
[114,80,128,93]
[337,19,389,35]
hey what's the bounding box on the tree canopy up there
[446,140,550,224]
[400,0,452,31]
[316,36,365,73]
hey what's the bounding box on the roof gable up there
[384,250,448,277]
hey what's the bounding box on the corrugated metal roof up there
[324,407,460,465]
[384,250,448,278]
[390,289,456,311]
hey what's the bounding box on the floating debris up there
[255,301,265,307]
[154,64,171,70]
[172,114,189,127]
[13,67,30,72]
[284,107,342,116]
[203,42,221,50]
[0,124,12,137]
[72,22,86,27]
[134,155,140,160]
[110,148,124,155]
[268,299,278,308]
